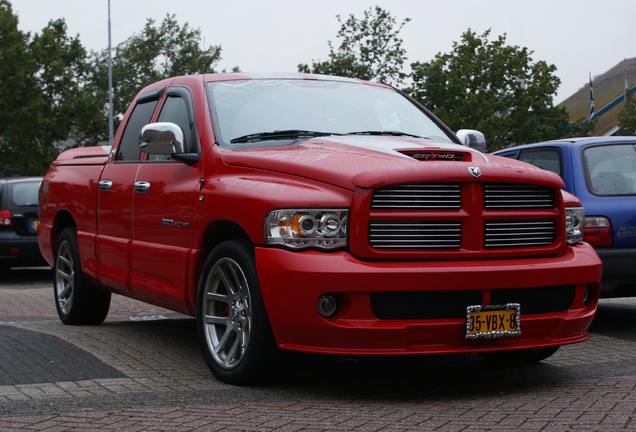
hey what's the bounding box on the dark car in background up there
[0,177,47,273]
[492,137,636,298]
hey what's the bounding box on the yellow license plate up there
[30,220,40,230]
[466,304,520,339]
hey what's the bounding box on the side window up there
[116,99,159,161]
[497,152,517,159]
[150,96,192,161]
[584,144,636,196]
[158,96,191,144]
[518,147,563,178]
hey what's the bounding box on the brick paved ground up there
[0,267,635,431]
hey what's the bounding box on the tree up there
[0,5,224,175]
[298,6,410,85]
[0,0,103,176]
[617,93,636,135]
[0,0,37,175]
[408,29,595,151]
[91,14,222,130]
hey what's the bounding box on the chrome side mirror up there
[139,122,185,156]
[456,129,487,153]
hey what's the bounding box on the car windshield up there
[206,78,454,147]
[583,144,636,196]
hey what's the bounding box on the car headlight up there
[565,207,584,245]
[265,209,349,249]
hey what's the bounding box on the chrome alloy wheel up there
[55,239,74,315]
[202,257,252,369]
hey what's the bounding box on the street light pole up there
[108,0,113,145]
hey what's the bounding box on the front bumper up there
[255,243,602,356]
[595,247,636,296]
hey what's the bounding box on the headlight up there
[265,209,349,249]
[565,207,584,245]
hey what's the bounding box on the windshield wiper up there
[230,130,337,144]
[347,130,426,139]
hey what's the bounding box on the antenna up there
[108,0,114,145]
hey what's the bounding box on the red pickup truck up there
[39,73,602,384]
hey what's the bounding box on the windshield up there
[206,79,454,146]
[583,144,636,196]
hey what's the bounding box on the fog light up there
[583,287,590,305]
[317,294,339,318]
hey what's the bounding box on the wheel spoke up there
[217,264,238,296]
[203,314,226,326]
[214,327,234,356]
[243,299,251,315]
[57,254,71,268]
[205,291,227,302]
[58,284,72,300]
[226,262,243,294]
[226,336,242,365]
[239,324,249,354]
[56,268,71,282]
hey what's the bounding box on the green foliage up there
[0,5,222,175]
[408,29,595,151]
[298,6,410,85]
[617,93,636,135]
[0,0,104,176]
[0,0,38,175]
[91,14,222,133]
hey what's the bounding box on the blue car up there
[492,137,636,298]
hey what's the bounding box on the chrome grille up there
[371,184,461,210]
[484,184,554,209]
[369,221,461,249]
[484,220,556,248]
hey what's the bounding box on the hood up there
[221,135,565,190]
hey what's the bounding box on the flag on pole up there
[589,73,595,120]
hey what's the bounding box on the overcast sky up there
[8,0,635,105]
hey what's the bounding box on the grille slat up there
[484,184,554,209]
[484,220,556,248]
[372,184,461,210]
[369,221,461,249]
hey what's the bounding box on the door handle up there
[133,181,150,194]
[98,180,112,192]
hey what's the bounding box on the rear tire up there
[197,240,279,385]
[54,228,111,325]
[479,346,560,364]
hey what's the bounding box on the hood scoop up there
[398,149,470,162]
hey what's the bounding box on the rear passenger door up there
[96,87,164,295]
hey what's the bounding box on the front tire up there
[54,228,111,325]
[197,240,279,385]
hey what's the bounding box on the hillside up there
[558,58,636,135]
